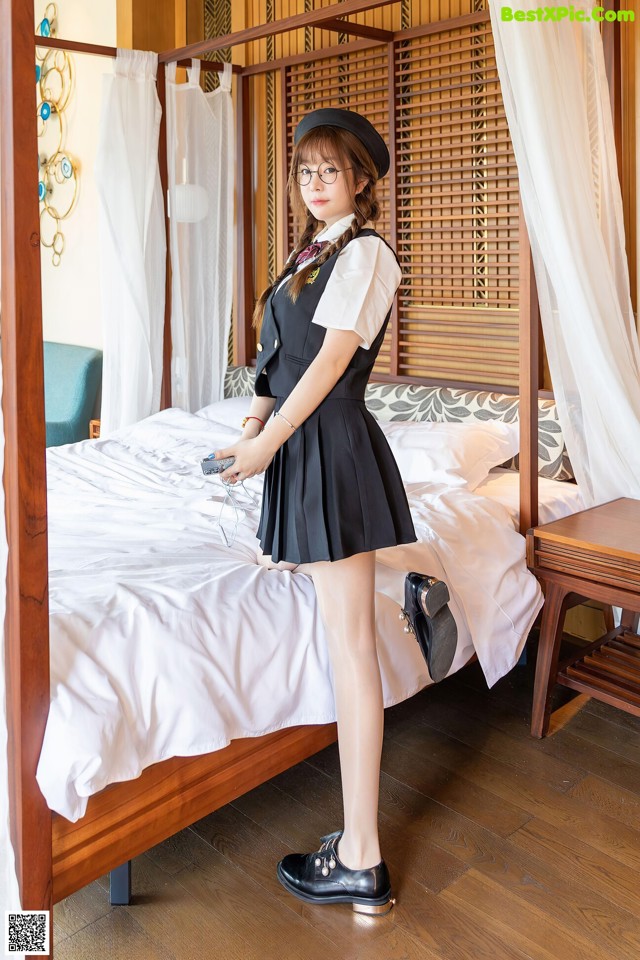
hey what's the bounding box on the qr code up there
[5,911,50,955]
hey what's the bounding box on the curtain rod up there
[35,35,117,58]
[33,35,240,73]
[160,0,399,63]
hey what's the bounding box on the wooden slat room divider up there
[393,19,519,388]
[252,12,520,391]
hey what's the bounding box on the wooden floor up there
[53,636,640,960]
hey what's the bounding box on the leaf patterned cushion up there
[223,366,574,482]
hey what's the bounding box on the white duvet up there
[38,407,543,821]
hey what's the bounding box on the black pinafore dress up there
[255,229,417,564]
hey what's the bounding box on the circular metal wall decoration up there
[36,4,79,267]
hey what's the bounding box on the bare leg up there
[309,550,383,870]
[256,546,316,576]
[256,546,299,572]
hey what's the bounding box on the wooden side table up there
[527,498,640,738]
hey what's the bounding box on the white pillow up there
[377,419,519,490]
[195,396,252,430]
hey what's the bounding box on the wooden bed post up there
[0,0,53,928]
[518,199,539,534]
[236,71,254,366]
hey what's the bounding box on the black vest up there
[254,229,398,400]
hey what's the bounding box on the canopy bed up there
[2,0,625,950]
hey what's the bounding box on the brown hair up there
[252,126,381,331]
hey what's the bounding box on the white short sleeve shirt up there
[278,214,402,350]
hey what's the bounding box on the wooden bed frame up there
[1,0,621,950]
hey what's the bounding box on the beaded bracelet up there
[241,415,265,429]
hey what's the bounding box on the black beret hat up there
[293,108,390,180]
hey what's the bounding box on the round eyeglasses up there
[295,162,352,186]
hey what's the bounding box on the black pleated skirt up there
[257,397,418,564]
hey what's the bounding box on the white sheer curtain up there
[166,60,234,412]
[95,49,165,434]
[489,1,640,506]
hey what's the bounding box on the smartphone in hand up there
[201,454,236,476]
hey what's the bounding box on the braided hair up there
[252,127,380,331]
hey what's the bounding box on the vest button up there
[257,343,263,352]
[274,338,279,348]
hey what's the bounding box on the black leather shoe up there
[319,829,342,844]
[400,572,457,683]
[276,833,394,915]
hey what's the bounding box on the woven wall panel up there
[203,0,231,90]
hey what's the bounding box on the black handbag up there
[399,572,458,683]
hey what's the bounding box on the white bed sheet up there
[474,468,585,526]
[38,407,543,822]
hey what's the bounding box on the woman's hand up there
[213,435,276,484]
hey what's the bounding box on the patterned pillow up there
[223,366,574,482]
[224,364,256,399]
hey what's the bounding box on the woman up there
[212,108,419,916]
